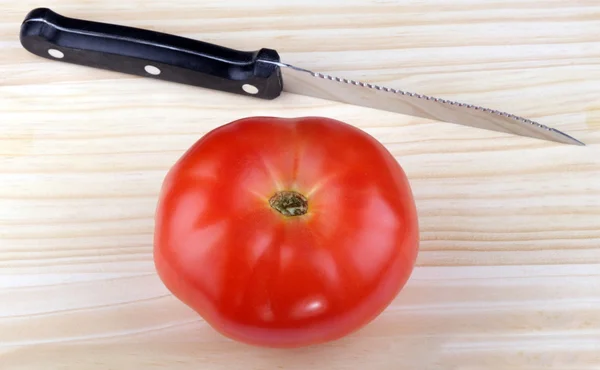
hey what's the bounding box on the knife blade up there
[19,7,584,146]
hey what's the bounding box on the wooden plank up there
[1,1,599,368]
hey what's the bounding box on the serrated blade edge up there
[268,61,584,146]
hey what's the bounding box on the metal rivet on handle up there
[144,65,161,75]
[48,49,64,59]
[242,84,259,94]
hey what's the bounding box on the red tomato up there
[153,116,419,348]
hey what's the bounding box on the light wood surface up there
[2,0,600,369]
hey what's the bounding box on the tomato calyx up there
[268,190,308,216]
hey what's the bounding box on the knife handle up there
[19,8,283,100]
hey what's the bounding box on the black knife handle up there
[19,8,283,99]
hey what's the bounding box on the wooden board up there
[1,0,600,368]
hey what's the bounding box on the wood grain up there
[1,0,600,368]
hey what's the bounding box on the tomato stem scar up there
[269,191,308,216]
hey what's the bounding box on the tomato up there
[153,116,419,348]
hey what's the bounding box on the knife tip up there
[553,128,585,146]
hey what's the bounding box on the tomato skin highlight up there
[153,116,419,348]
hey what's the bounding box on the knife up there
[19,7,584,146]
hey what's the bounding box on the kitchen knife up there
[19,7,584,146]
